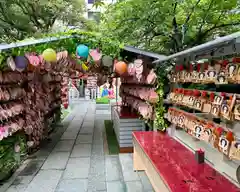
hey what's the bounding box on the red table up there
[133,131,240,192]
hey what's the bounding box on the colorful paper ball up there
[115,61,127,75]
[90,49,102,64]
[42,48,57,62]
[82,63,89,71]
[14,56,28,72]
[102,56,113,67]
[76,44,89,59]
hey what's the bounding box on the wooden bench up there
[133,131,240,192]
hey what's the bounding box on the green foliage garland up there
[0,133,27,181]
[0,30,122,71]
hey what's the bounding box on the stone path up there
[5,101,154,192]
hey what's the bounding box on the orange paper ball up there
[115,61,127,75]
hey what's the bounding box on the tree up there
[0,0,88,42]
[100,0,240,54]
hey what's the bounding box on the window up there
[88,0,101,4]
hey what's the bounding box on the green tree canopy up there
[100,0,240,54]
[0,0,93,42]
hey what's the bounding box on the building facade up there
[84,0,117,21]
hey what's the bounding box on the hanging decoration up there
[102,55,113,67]
[115,61,127,75]
[134,59,143,81]
[14,56,28,72]
[90,49,102,66]
[82,62,89,71]
[42,48,57,62]
[76,44,89,59]
[25,54,40,67]
[127,63,135,76]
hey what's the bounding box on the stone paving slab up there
[76,134,93,144]
[81,123,94,128]
[105,155,124,182]
[13,176,33,185]
[71,144,92,157]
[5,184,26,192]
[41,152,70,170]
[55,179,88,192]
[18,160,45,176]
[95,110,111,115]
[66,121,82,130]
[88,155,105,181]
[119,154,140,181]
[106,181,126,192]
[92,137,103,146]
[72,116,84,121]
[126,181,144,192]
[80,127,94,134]
[53,140,75,152]
[63,157,90,179]
[61,130,79,140]
[91,144,104,156]
[138,171,154,191]
[24,170,63,192]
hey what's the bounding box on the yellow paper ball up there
[82,63,89,71]
[42,48,57,62]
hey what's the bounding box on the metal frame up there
[123,45,167,60]
[153,31,240,64]
[0,35,77,51]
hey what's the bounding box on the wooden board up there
[119,147,133,153]
[133,138,170,192]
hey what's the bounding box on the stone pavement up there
[4,101,154,192]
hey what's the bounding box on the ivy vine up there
[154,62,170,131]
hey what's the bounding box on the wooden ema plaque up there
[235,66,240,83]
[177,113,186,128]
[227,63,238,82]
[229,140,240,160]
[220,95,236,120]
[202,128,213,142]
[211,104,220,117]
[234,104,240,121]
[218,136,230,155]
[198,72,206,83]
[206,70,217,83]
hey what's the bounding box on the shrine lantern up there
[76,44,89,59]
[42,48,57,62]
[115,61,127,75]
[14,56,28,72]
